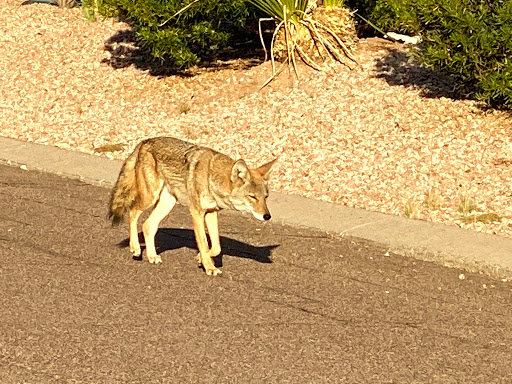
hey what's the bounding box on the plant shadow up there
[102,29,266,77]
[373,48,466,100]
[118,227,278,266]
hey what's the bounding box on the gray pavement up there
[1,161,511,383]
[0,136,511,279]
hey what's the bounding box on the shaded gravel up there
[1,0,511,236]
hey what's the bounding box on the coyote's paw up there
[205,267,222,276]
[130,246,142,261]
[147,255,162,264]
[197,252,222,275]
[130,244,141,256]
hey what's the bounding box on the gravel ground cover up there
[2,0,511,236]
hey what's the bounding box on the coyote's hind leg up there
[129,208,143,259]
[142,188,177,264]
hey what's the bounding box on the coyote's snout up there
[108,136,276,275]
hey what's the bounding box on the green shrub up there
[347,0,512,109]
[95,0,249,68]
[82,0,120,21]
[413,0,512,109]
[346,0,422,35]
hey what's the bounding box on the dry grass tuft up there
[404,198,419,218]
[424,190,444,212]
[457,194,478,215]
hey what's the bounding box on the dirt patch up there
[1,0,512,236]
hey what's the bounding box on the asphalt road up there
[0,164,511,383]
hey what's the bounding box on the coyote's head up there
[229,159,277,221]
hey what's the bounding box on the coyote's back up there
[108,137,197,224]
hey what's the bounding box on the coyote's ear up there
[254,158,277,181]
[231,159,250,183]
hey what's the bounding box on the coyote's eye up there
[247,195,258,201]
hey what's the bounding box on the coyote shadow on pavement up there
[118,228,278,265]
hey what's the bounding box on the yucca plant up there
[323,0,344,7]
[251,0,311,22]
[248,0,357,86]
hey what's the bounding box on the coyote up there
[109,137,276,276]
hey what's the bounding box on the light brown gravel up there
[2,1,512,236]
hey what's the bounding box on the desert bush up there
[92,0,249,68]
[412,0,512,109]
[345,0,422,35]
[346,0,512,109]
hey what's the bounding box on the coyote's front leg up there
[190,208,222,276]
[204,211,221,258]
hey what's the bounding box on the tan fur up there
[109,137,276,275]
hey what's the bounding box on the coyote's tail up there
[108,143,142,225]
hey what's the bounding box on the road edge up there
[1,136,510,279]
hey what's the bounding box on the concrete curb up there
[1,136,510,279]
